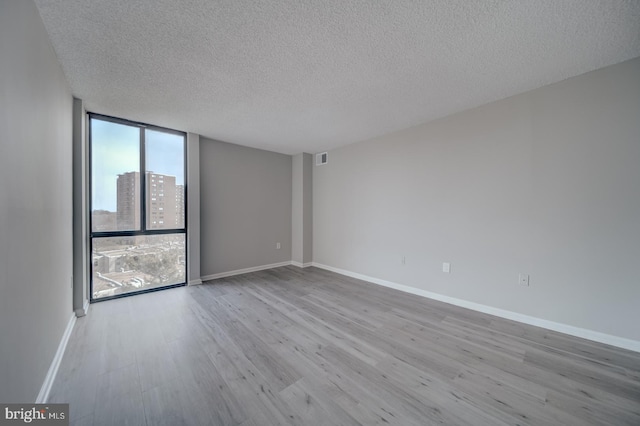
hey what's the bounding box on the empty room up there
[1,0,640,425]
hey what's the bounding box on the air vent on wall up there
[316,152,328,166]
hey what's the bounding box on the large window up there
[90,114,186,300]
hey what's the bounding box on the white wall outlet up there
[442,262,451,273]
[276,242,281,249]
[519,273,529,286]
[401,256,406,265]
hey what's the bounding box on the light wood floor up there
[50,266,640,425]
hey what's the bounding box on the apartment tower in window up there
[116,171,140,230]
[116,171,183,230]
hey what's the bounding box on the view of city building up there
[113,171,185,230]
[92,170,185,299]
[176,184,185,228]
[116,171,141,230]
[92,234,185,299]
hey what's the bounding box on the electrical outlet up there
[519,273,529,286]
[442,262,451,273]
[276,242,281,250]
[401,256,406,265]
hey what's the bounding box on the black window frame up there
[88,112,187,302]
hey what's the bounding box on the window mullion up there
[140,127,146,231]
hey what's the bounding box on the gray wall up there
[313,57,640,342]
[302,153,313,264]
[200,138,292,276]
[292,153,313,265]
[0,0,74,402]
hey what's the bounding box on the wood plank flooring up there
[49,266,640,425]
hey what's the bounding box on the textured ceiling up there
[34,0,640,155]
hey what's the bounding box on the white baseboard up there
[188,279,203,286]
[291,261,313,268]
[201,261,292,282]
[74,299,89,317]
[312,262,640,353]
[36,313,76,403]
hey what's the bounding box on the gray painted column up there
[291,153,313,266]
[302,153,313,264]
[73,98,89,316]
[187,132,202,285]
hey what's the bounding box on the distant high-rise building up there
[175,185,185,228]
[116,171,184,230]
[146,172,177,229]
[117,171,140,230]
